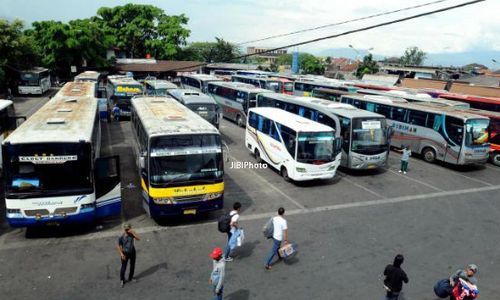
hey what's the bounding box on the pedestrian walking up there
[224,202,241,262]
[264,207,288,270]
[112,104,121,121]
[395,145,411,174]
[209,247,225,300]
[449,264,478,300]
[383,254,409,300]
[116,224,140,288]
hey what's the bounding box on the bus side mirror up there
[139,156,146,170]
[222,142,230,163]
[335,137,343,154]
[387,126,394,138]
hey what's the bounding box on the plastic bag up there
[236,229,245,247]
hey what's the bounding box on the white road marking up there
[386,169,444,192]
[336,172,386,199]
[2,184,499,251]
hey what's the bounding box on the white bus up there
[2,82,121,227]
[207,82,272,127]
[246,107,341,181]
[107,75,144,118]
[294,79,357,97]
[130,96,224,218]
[179,74,222,93]
[18,67,51,95]
[341,94,490,165]
[168,89,220,128]
[144,79,178,96]
[75,71,101,83]
[357,89,470,109]
[257,93,389,169]
[0,99,25,171]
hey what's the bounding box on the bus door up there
[94,155,122,218]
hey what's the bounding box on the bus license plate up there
[46,221,60,226]
[184,209,196,215]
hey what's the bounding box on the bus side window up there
[444,116,464,145]
[408,110,427,127]
[278,124,297,158]
[339,117,351,152]
[366,103,375,112]
[257,115,264,132]
[269,121,280,141]
[392,107,406,122]
[248,111,258,128]
[298,106,305,117]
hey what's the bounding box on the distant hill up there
[316,48,500,69]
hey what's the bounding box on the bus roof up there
[250,107,335,133]
[181,74,222,82]
[357,89,469,107]
[75,71,100,81]
[4,82,97,145]
[0,99,13,111]
[20,67,49,73]
[144,80,177,90]
[208,81,271,94]
[131,96,218,137]
[342,94,490,121]
[168,89,216,105]
[314,87,352,96]
[108,76,142,86]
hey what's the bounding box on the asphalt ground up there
[0,96,499,299]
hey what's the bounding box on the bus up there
[179,74,222,93]
[256,93,388,169]
[130,96,224,218]
[107,75,144,118]
[207,82,272,127]
[231,75,293,95]
[2,82,121,227]
[235,70,271,77]
[168,89,220,128]
[75,71,101,83]
[294,80,357,97]
[246,107,341,181]
[340,94,491,165]
[17,67,51,95]
[357,89,470,109]
[144,80,177,96]
[312,88,353,102]
[436,93,500,113]
[0,99,25,170]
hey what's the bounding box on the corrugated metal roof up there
[115,60,202,72]
[4,82,97,144]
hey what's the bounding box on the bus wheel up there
[236,115,243,127]
[422,148,436,163]
[491,152,500,167]
[255,149,262,163]
[281,167,291,182]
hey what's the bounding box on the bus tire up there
[236,115,243,127]
[255,149,262,163]
[422,147,436,163]
[281,167,291,182]
[491,152,500,167]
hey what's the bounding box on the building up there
[324,57,359,79]
[246,47,287,64]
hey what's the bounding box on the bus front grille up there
[174,195,204,203]
[54,207,78,215]
[24,209,50,217]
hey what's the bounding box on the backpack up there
[262,217,274,239]
[217,212,232,233]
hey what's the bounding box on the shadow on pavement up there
[135,262,168,279]
[226,289,250,300]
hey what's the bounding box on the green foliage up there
[355,54,379,78]
[275,53,325,75]
[399,46,426,66]
[179,38,241,62]
[0,19,38,89]
[94,3,190,59]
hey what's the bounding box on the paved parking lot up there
[0,99,499,299]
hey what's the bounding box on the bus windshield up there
[267,81,281,93]
[284,82,294,92]
[465,119,489,146]
[351,118,388,154]
[296,131,335,164]
[149,135,223,187]
[187,104,217,121]
[4,143,92,197]
[20,73,40,86]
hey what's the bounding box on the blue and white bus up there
[2,82,121,227]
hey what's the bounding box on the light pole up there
[348,44,360,61]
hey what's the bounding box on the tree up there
[179,38,241,62]
[355,54,379,78]
[399,46,426,66]
[0,19,38,90]
[94,4,190,59]
[275,53,325,74]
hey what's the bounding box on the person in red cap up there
[209,247,225,300]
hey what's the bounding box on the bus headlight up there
[153,197,175,205]
[7,209,21,214]
[296,167,306,173]
[328,165,337,171]
[204,193,222,200]
[81,203,94,209]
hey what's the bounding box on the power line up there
[237,0,450,45]
[168,0,485,72]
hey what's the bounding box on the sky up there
[1,0,499,68]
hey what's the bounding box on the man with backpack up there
[116,224,140,288]
[221,202,241,262]
[264,207,288,270]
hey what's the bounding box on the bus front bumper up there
[149,196,224,218]
[6,208,96,228]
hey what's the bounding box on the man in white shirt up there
[224,202,241,262]
[265,207,288,270]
